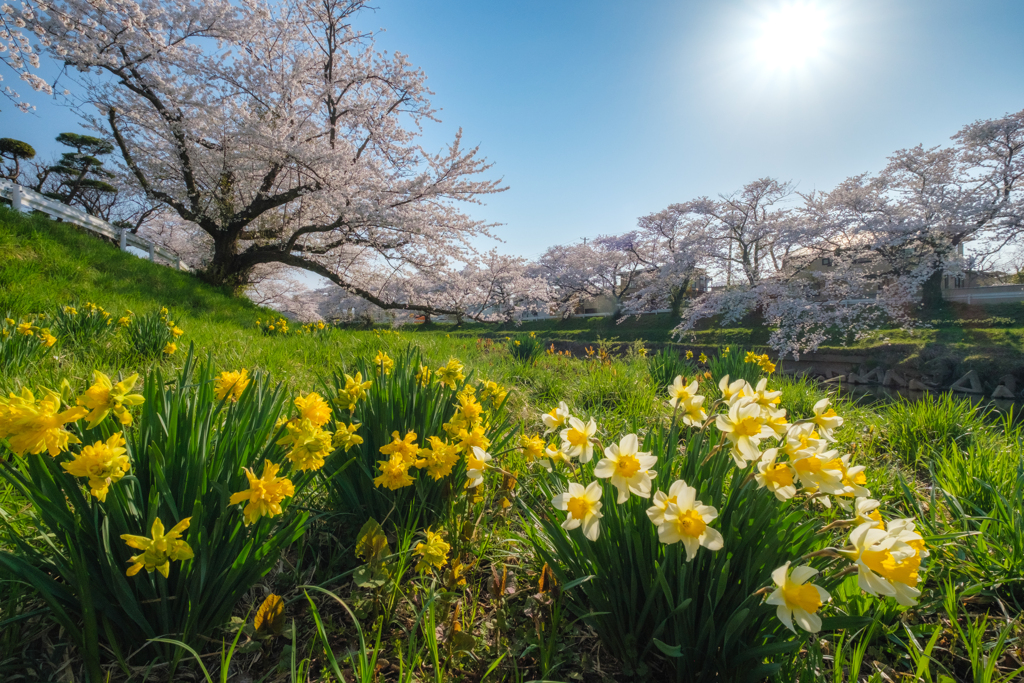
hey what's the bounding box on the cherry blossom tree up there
[535,237,646,317]
[613,203,716,317]
[31,0,503,317]
[1,2,53,112]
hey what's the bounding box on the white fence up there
[942,284,1024,304]
[0,180,188,271]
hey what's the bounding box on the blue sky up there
[5,0,1024,260]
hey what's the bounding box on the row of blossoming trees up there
[3,0,1023,354]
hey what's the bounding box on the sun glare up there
[752,2,829,71]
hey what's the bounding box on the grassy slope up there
[0,208,656,429]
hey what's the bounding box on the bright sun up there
[753,2,829,70]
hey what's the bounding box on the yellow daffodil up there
[593,433,657,503]
[754,449,798,501]
[373,453,415,490]
[122,517,193,578]
[715,398,776,467]
[163,342,177,355]
[553,481,603,541]
[456,394,484,424]
[336,372,372,412]
[766,562,830,633]
[541,401,571,435]
[456,425,490,454]
[77,371,144,429]
[656,482,724,561]
[685,350,693,359]
[745,351,759,364]
[560,416,597,463]
[373,350,394,375]
[466,446,491,488]
[0,387,88,457]
[698,352,708,364]
[170,325,184,338]
[415,364,432,387]
[39,329,57,347]
[332,422,363,452]
[16,322,34,336]
[60,432,131,501]
[518,433,546,462]
[294,392,332,428]
[229,461,295,525]
[480,380,507,405]
[214,369,251,402]
[413,528,451,572]
[415,436,460,480]
[436,358,465,388]
[277,418,333,471]
[380,430,419,467]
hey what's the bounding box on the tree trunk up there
[203,232,249,290]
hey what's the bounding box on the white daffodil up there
[538,444,571,472]
[718,375,753,405]
[826,453,870,500]
[552,481,603,541]
[667,376,698,408]
[851,497,883,527]
[811,398,844,441]
[766,562,830,633]
[715,397,776,468]
[465,446,491,488]
[657,483,724,561]
[751,378,782,410]
[679,394,709,427]
[781,423,826,458]
[542,401,571,435]
[790,447,846,494]
[755,448,798,501]
[763,406,789,437]
[560,416,597,463]
[841,521,924,606]
[646,479,689,525]
[594,433,657,503]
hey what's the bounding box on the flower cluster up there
[276,392,344,472]
[541,374,926,637]
[256,316,290,335]
[298,320,328,335]
[371,371,507,494]
[744,351,776,374]
[1,315,57,347]
[0,386,89,457]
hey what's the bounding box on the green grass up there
[2,207,1024,682]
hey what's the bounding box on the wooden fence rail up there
[0,180,187,272]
